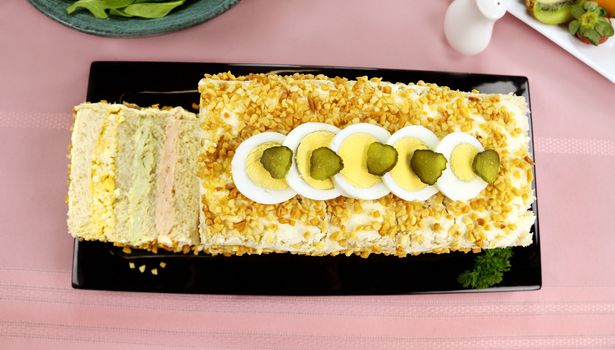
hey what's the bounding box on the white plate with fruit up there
[505,0,615,83]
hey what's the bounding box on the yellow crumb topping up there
[195,73,535,257]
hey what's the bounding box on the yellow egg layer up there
[88,114,120,240]
[296,131,335,190]
[246,142,289,190]
[451,143,479,181]
[390,137,427,192]
[338,133,381,188]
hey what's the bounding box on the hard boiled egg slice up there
[231,132,296,204]
[382,126,440,201]
[435,132,487,201]
[282,122,343,200]
[330,123,391,200]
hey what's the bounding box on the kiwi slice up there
[260,146,293,179]
[310,147,344,180]
[410,150,447,185]
[532,0,574,24]
[366,142,398,176]
[472,149,500,184]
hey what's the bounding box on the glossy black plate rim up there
[72,61,541,295]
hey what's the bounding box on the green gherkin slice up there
[366,142,398,176]
[472,149,500,184]
[310,147,344,180]
[410,149,447,185]
[260,146,293,179]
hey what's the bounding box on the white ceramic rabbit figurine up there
[444,0,507,55]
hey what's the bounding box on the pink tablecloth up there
[1,0,614,348]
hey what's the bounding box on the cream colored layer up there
[67,103,114,240]
[156,109,201,249]
[171,114,201,247]
[156,117,180,242]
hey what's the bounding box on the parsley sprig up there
[457,248,513,289]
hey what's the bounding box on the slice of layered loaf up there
[67,103,201,251]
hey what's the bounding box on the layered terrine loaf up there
[67,73,535,257]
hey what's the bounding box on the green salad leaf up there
[66,0,186,19]
[457,248,513,289]
[121,1,186,18]
[67,0,135,18]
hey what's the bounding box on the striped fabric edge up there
[1,282,615,318]
[1,321,615,350]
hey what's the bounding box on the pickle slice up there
[410,149,447,185]
[366,142,398,176]
[260,145,293,179]
[472,149,500,184]
[310,147,344,180]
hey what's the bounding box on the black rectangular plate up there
[73,61,541,295]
